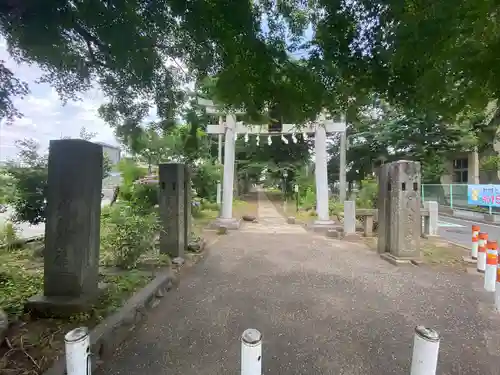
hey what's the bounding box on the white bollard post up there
[477,232,488,273]
[410,326,440,375]
[496,263,500,312]
[471,225,480,260]
[484,240,498,292]
[65,327,91,375]
[241,329,262,375]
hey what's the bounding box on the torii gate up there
[199,98,346,230]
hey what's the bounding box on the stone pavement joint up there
[97,191,500,375]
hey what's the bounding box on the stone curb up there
[445,239,469,250]
[439,212,500,228]
[43,269,178,375]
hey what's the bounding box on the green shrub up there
[200,200,220,211]
[6,166,48,225]
[130,182,158,211]
[356,177,378,209]
[192,163,220,201]
[0,266,43,317]
[329,200,344,217]
[100,205,159,269]
[0,222,19,249]
[192,200,203,218]
[300,186,316,210]
[118,158,148,186]
[0,169,15,204]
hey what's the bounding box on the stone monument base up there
[25,283,107,318]
[310,220,337,233]
[210,217,241,230]
[380,253,421,266]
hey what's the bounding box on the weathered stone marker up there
[423,201,439,237]
[184,165,192,249]
[25,139,103,316]
[159,163,185,258]
[377,163,390,254]
[343,201,356,235]
[378,160,422,264]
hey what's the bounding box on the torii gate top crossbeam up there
[205,122,345,135]
[198,97,346,134]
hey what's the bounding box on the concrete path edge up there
[0,234,44,250]
[42,269,179,375]
[439,211,500,227]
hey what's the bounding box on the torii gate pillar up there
[312,121,335,229]
[213,113,241,229]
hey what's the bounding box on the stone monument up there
[184,165,192,247]
[159,163,185,258]
[343,200,360,240]
[25,140,103,317]
[378,160,422,264]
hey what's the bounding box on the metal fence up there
[421,184,469,209]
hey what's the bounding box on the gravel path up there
[98,190,500,375]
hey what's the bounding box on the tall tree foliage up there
[328,101,479,184]
[2,0,499,139]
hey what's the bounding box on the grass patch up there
[362,236,466,270]
[192,209,218,236]
[266,193,316,223]
[0,240,167,375]
[421,240,466,269]
[233,198,258,218]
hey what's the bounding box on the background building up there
[95,142,121,165]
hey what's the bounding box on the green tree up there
[5,139,48,225]
[1,1,322,128]
[328,101,479,186]
[6,138,114,224]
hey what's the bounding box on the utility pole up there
[339,129,347,202]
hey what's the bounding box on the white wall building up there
[94,142,121,165]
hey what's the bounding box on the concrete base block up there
[210,217,241,230]
[342,233,362,242]
[462,256,477,264]
[422,234,440,239]
[380,253,420,266]
[25,283,107,318]
[287,216,296,224]
[310,220,337,233]
[325,229,340,239]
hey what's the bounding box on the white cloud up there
[0,42,119,162]
[0,41,196,162]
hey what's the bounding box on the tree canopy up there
[2,0,498,127]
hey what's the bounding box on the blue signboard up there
[468,184,500,207]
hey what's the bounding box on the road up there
[438,214,500,247]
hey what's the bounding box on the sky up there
[0,38,122,162]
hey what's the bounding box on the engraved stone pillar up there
[380,160,422,263]
[423,201,439,237]
[377,163,391,254]
[184,165,192,247]
[343,200,360,241]
[343,201,356,235]
[25,139,102,317]
[159,163,185,258]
